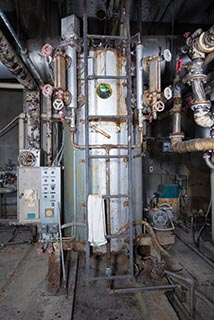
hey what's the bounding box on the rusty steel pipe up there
[114,220,170,257]
[70,130,143,150]
[0,29,37,90]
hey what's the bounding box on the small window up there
[96,83,112,99]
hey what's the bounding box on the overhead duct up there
[0,29,37,90]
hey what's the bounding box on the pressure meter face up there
[96,83,112,99]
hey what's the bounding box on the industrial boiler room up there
[0,0,214,319]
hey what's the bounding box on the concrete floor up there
[0,226,214,320]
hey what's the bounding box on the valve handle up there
[53,98,64,111]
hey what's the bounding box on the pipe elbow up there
[193,110,214,128]
[203,153,214,170]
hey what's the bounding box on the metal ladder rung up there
[89,155,128,159]
[87,75,127,80]
[87,34,128,41]
[102,194,128,199]
[90,274,131,281]
[84,6,134,281]
[106,234,128,239]
[88,115,128,121]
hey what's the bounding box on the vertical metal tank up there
[64,47,143,251]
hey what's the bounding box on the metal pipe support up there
[18,113,25,150]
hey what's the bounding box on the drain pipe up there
[0,9,43,86]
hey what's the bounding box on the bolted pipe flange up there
[169,132,185,140]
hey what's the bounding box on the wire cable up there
[0,115,19,136]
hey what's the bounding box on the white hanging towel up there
[88,194,107,247]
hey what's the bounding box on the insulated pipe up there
[204,51,214,65]
[0,9,43,86]
[193,107,214,128]
[191,79,206,101]
[211,170,214,242]
[46,97,52,166]
[198,24,214,53]
[0,29,37,90]
[136,43,144,110]
[184,58,214,128]
[66,45,77,129]
[171,138,214,153]
[136,43,144,130]
[25,90,41,149]
[18,113,25,150]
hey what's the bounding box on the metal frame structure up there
[83,0,134,282]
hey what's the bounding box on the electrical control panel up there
[18,167,61,227]
[17,167,41,223]
[40,167,61,224]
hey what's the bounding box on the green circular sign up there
[96,83,112,99]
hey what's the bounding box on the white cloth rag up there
[88,195,107,247]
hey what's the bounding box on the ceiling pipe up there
[0,29,37,90]
[0,82,24,89]
[0,9,44,86]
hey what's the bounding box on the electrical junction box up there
[17,167,41,223]
[40,167,61,224]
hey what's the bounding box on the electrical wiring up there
[0,115,19,136]
[52,127,65,166]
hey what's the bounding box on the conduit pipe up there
[0,9,43,86]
